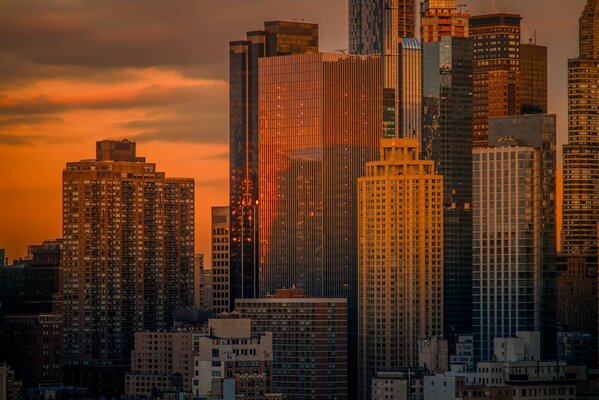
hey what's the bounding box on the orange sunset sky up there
[0,0,584,262]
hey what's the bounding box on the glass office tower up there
[473,115,556,361]
[229,21,318,306]
[423,36,473,337]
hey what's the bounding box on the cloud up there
[0,134,38,146]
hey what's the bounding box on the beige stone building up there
[358,138,444,399]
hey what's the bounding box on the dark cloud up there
[0,116,63,128]
[196,178,228,190]
[0,134,38,146]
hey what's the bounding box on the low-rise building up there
[371,369,424,400]
[193,316,275,400]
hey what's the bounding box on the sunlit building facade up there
[62,140,194,396]
[473,115,556,361]
[421,0,469,43]
[258,52,382,306]
[229,21,318,307]
[211,206,230,314]
[470,14,521,148]
[423,35,473,337]
[358,138,444,400]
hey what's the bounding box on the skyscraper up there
[470,14,521,147]
[229,21,318,307]
[358,138,444,400]
[211,206,230,314]
[349,0,416,138]
[397,38,422,140]
[563,0,599,261]
[421,0,469,43]
[422,34,473,337]
[258,52,382,399]
[473,115,556,361]
[563,1,599,367]
[61,140,194,396]
[258,52,382,303]
[520,43,548,114]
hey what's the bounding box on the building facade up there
[62,140,194,396]
[125,330,202,397]
[557,256,597,334]
[212,206,230,314]
[470,14,521,148]
[193,317,274,400]
[421,0,469,43]
[473,115,556,361]
[422,34,473,338]
[358,138,444,400]
[258,52,382,351]
[520,44,548,114]
[236,289,348,400]
[229,21,319,307]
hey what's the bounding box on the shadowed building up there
[229,21,318,308]
[473,115,556,361]
[211,206,230,314]
[422,1,473,338]
[61,140,194,396]
[358,138,444,400]
[236,289,347,400]
[520,43,548,114]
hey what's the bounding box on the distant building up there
[371,369,424,400]
[1,314,63,388]
[193,317,275,400]
[419,337,449,374]
[195,254,205,308]
[62,140,194,397]
[211,207,230,314]
[358,138,443,398]
[0,364,20,400]
[421,0,469,43]
[557,332,598,370]
[520,44,548,114]
[236,289,348,400]
[125,329,203,398]
[450,335,475,371]
[470,14,521,147]
[557,255,597,334]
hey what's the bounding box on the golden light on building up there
[358,138,443,399]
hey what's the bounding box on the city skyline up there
[0,0,588,261]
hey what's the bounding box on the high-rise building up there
[236,289,348,400]
[349,0,417,139]
[61,140,194,396]
[258,52,382,317]
[520,43,548,114]
[397,38,422,140]
[470,14,521,147]
[357,138,444,400]
[229,21,318,307]
[421,0,469,43]
[473,115,556,361]
[211,206,230,314]
[422,34,473,337]
[562,1,599,368]
[349,0,416,55]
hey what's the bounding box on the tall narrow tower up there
[358,138,443,400]
[562,1,599,368]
